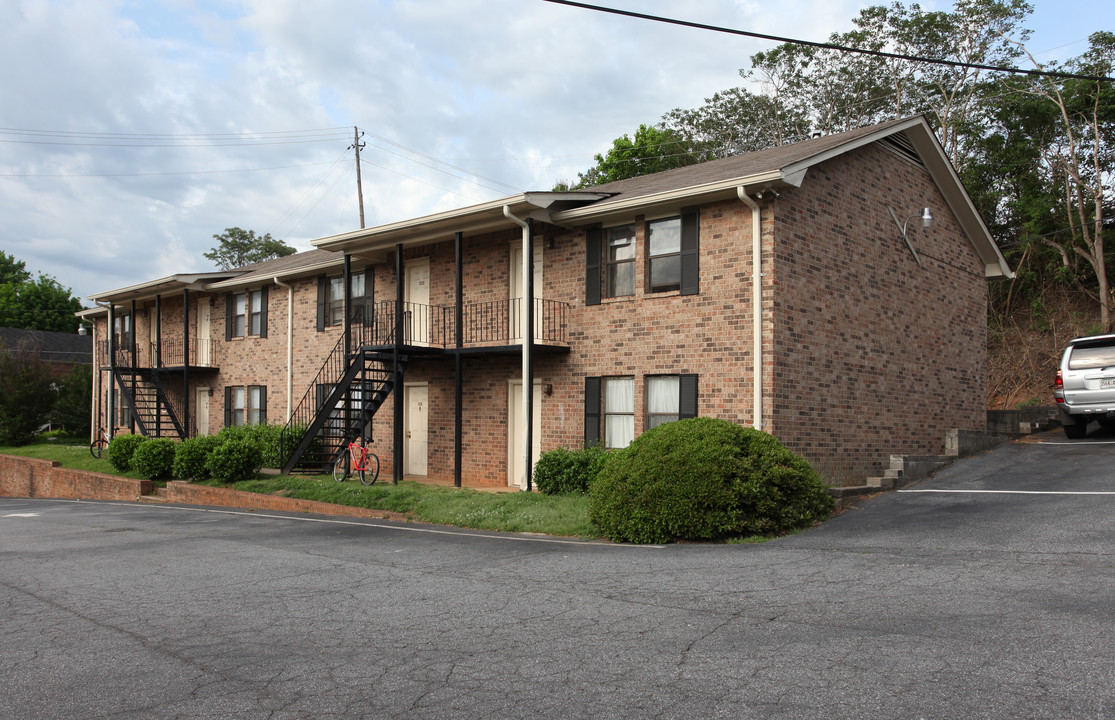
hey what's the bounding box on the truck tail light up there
[1055,370,1064,403]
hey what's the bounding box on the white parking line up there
[900,489,1115,495]
[1040,440,1115,445]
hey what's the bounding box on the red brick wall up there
[767,143,988,482]
[0,454,152,500]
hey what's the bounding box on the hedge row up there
[105,424,277,483]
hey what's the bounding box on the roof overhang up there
[313,192,612,256]
[86,272,236,305]
[204,257,343,291]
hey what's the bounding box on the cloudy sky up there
[0,0,1106,303]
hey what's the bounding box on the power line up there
[541,0,1115,83]
[0,160,341,179]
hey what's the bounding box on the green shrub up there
[216,423,287,468]
[131,438,177,480]
[534,444,608,495]
[106,433,148,472]
[589,418,834,544]
[172,434,221,480]
[205,438,263,483]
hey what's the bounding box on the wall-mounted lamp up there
[887,206,932,265]
[542,383,553,396]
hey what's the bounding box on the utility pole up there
[350,126,366,229]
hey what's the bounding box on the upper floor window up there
[605,225,636,298]
[647,217,681,293]
[227,288,267,339]
[585,210,699,306]
[318,271,369,330]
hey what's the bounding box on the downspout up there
[273,277,294,422]
[94,300,112,440]
[503,205,533,491]
[737,187,764,431]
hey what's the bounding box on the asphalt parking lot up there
[1,428,1112,719]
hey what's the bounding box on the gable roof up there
[316,116,1011,278]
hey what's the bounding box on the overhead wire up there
[541,0,1115,82]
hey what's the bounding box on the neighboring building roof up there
[0,327,93,365]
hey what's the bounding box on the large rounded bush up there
[589,418,833,544]
[106,433,148,472]
[172,435,221,480]
[534,444,607,495]
[131,438,177,480]
[205,438,263,483]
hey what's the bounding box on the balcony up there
[97,338,216,370]
[355,299,569,352]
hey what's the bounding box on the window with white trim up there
[605,225,635,298]
[603,376,634,449]
[647,217,682,293]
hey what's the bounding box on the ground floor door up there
[507,380,542,488]
[404,383,428,476]
[195,386,210,436]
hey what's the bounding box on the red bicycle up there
[333,438,379,485]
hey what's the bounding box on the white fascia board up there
[549,170,787,225]
[86,273,234,304]
[204,258,343,290]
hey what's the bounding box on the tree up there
[51,363,92,437]
[204,227,297,270]
[570,125,708,189]
[0,337,56,445]
[0,264,83,334]
[0,251,30,286]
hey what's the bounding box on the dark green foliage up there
[589,418,833,544]
[51,364,92,436]
[0,270,83,333]
[131,438,177,480]
[106,433,148,472]
[534,444,608,495]
[0,340,55,445]
[216,423,286,468]
[204,227,297,270]
[205,438,263,483]
[172,435,221,480]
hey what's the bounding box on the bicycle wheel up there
[90,438,106,459]
[359,453,380,485]
[333,453,350,482]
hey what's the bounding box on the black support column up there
[392,244,404,485]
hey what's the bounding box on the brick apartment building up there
[82,115,1012,488]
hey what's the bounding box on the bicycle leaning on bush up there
[333,438,379,485]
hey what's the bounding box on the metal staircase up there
[280,331,403,474]
[113,369,188,439]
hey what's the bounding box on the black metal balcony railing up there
[355,298,568,349]
[96,338,214,369]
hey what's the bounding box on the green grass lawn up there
[0,437,596,538]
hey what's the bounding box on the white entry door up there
[507,380,542,488]
[197,298,211,366]
[509,240,543,343]
[195,386,210,436]
[405,258,430,345]
[404,384,429,476]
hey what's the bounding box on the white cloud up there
[0,0,1100,302]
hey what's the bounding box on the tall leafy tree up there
[569,125,709,189]
[0,260,83,334]
[0,337,56,445]
[204,227,297,270]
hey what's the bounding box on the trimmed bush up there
[172,435,221,480]
[216,423,286,468]
[589,418,834,544]
[106,433,148,472]
[131,438,177,480]
[534,444,608,495]
[206,438,263,483]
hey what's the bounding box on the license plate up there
[1103,378,1115,389]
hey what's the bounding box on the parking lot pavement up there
[1,431,1112,719]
